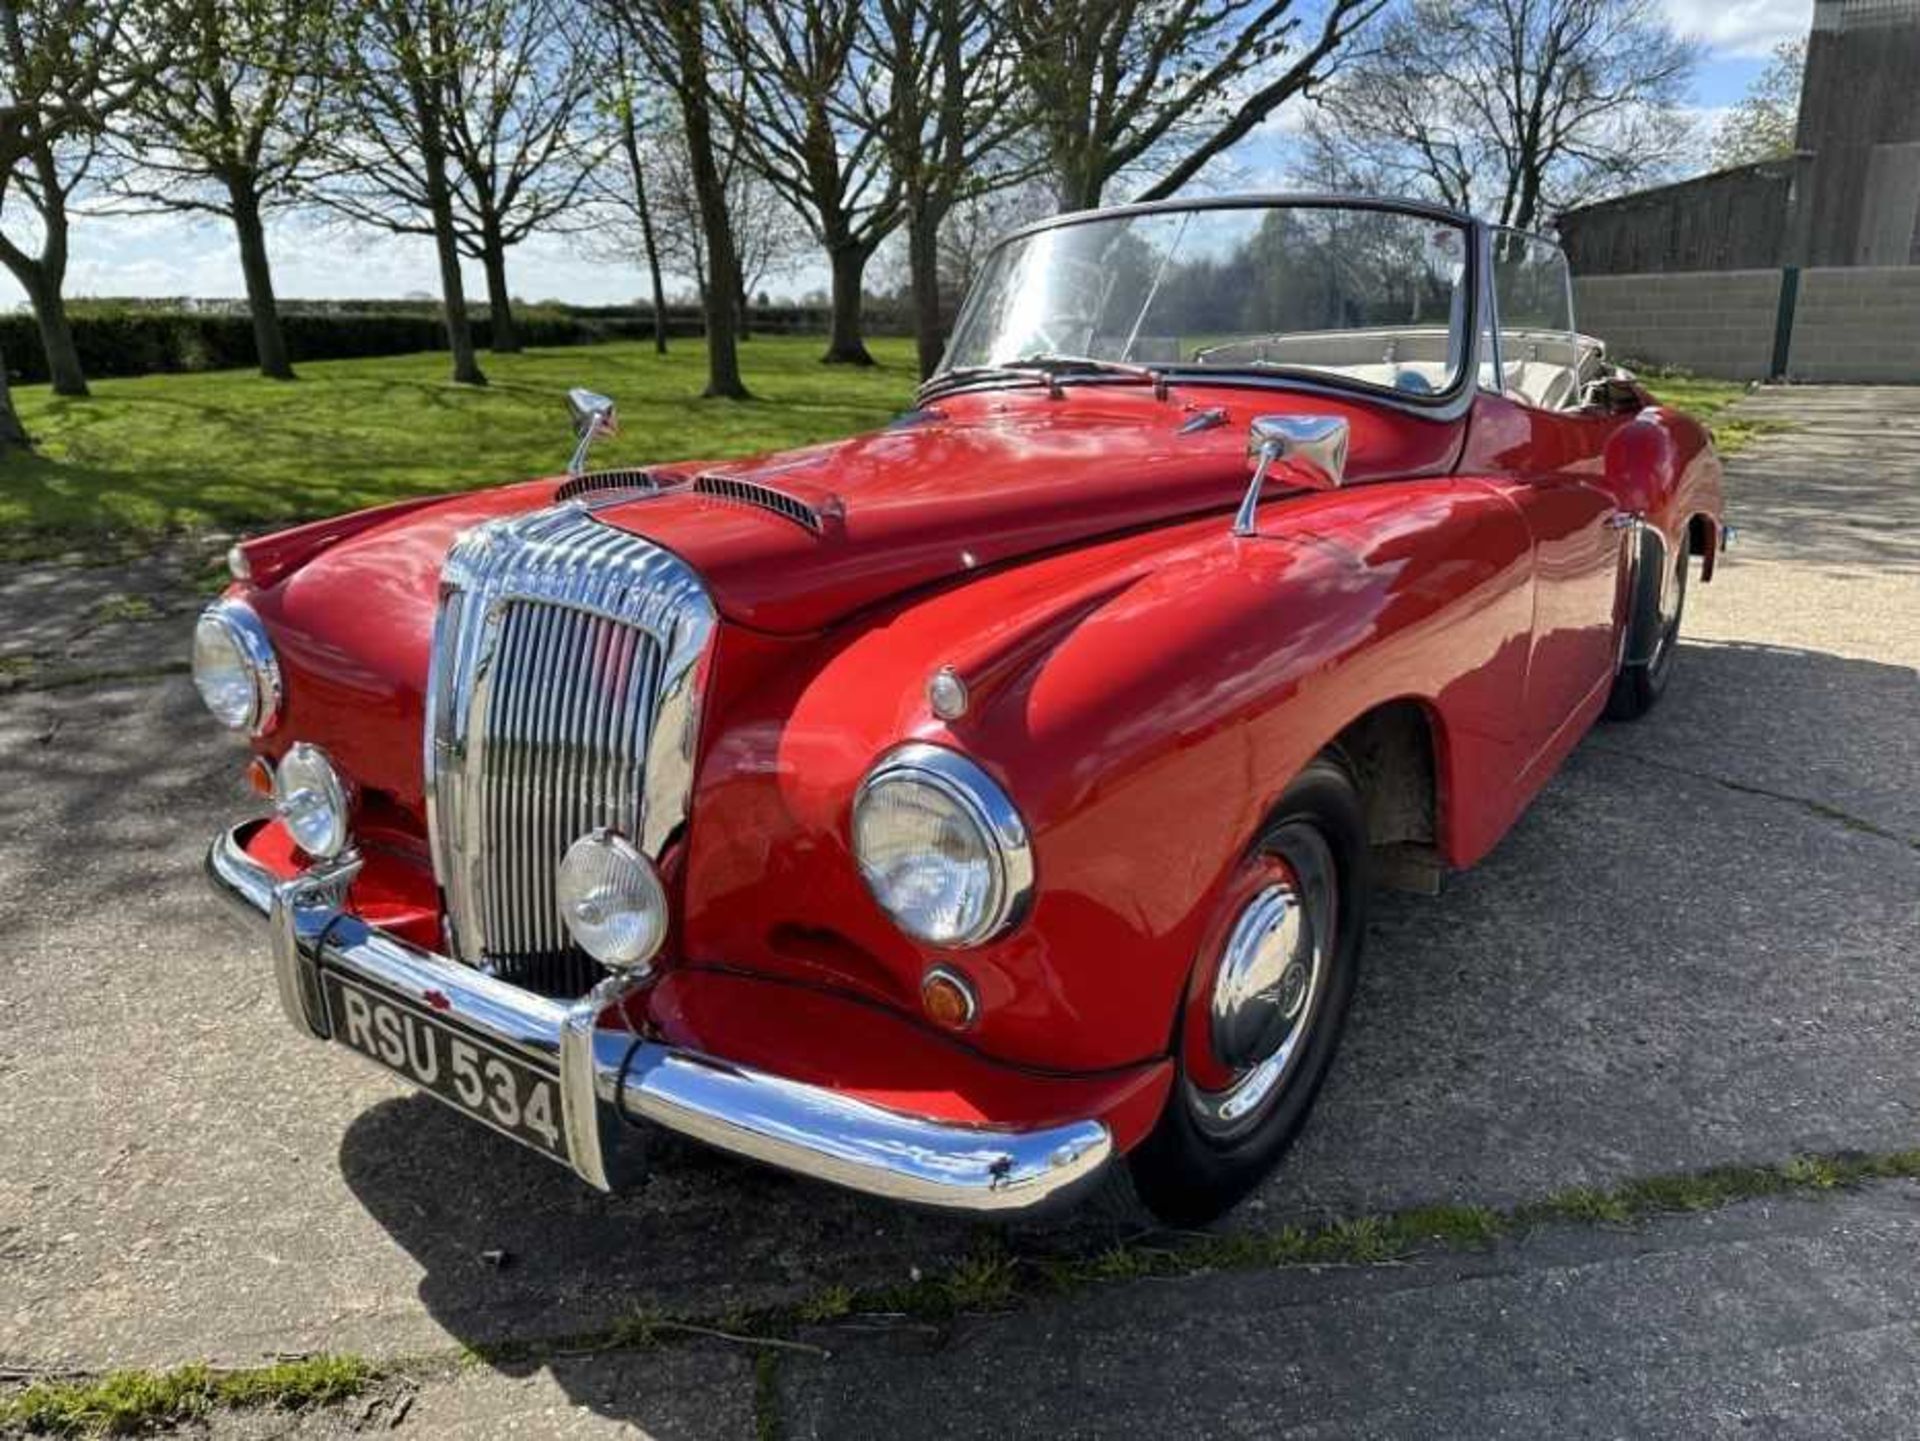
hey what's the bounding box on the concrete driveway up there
[2,386,1917,1436]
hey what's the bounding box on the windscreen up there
[942,204,1471,399]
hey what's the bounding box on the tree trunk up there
[480,217,520,354]
[735,270,751,341]
[618,94,670,355]
[0,141,88,397]
[22,269,87,398]
[822,243,875,366]
[670,4,747,400]
[0,349,31,453]
[227,176,295,381]
[1054,142,1105,213]
[424,146,485,385]
[906,201,945,380]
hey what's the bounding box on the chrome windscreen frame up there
[423,503,718,966]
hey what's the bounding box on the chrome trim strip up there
[692,473,824,532]
[554,468,657,504]
[208,823,1111,1213]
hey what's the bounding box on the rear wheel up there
[1127,757,1368,1226]
[1607,534,1689,720]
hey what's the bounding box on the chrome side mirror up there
[566,388,618,476]
[1233,414,1350,537]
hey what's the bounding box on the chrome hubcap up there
[1186,830,1336,1140]
[1209,883,1310,1071]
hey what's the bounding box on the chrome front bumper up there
[206,823,1112,1214]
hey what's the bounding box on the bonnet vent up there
[693,473,824,533]
[555,468,657,503]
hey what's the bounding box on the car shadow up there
[333,636,1920,1433]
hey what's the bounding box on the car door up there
[1483,231,1632,765]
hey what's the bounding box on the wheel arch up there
[1325,698,1446,893]
[1688,511,1720,582]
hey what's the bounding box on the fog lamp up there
[557,830,667,972]
[273,742,352,859]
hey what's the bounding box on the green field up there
[0,338,1753,560]
[0,336,922,560]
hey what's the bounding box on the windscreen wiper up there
[925,352,1169,400]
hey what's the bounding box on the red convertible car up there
[202,196,1724,1223]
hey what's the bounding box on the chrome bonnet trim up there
[208,822,1112,1213]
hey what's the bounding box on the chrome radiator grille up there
[424,506,716,997]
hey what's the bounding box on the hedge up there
[0,299,925,384]
[0,308,615,385]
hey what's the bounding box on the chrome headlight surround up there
[852,743,1034,948]
[191,598,281,735]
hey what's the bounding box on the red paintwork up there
[228,371,1723,1136]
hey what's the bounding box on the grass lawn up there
[1639,376,1770,456]
[0,338,1758,560]
[0,335,922,559]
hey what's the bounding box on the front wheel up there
[1127,756,1368,1226]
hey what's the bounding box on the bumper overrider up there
[206,821,1113,1214]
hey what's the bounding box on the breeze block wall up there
[1786,266,1920,381]
[1573,271,1784,380]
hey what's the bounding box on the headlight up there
[852,744,1033,947]
[192,599,280,734]
[274,743,352,859]
[558,830,668,972]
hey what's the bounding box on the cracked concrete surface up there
[0,535,220,695]
[2,385,1917,1436]
[778,1183,1920,1439]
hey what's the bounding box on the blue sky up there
[22,0,1811,309]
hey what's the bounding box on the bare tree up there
[1305,0,1699,232]
[578,100,809,329]
[860,0,1028,377]
[1005,0,1384,213]
[596,39,673,352]
[600,0,750,398]
[321,0,598,364]
[322,0,488,383]
[441,0,600,352]
[636,113,810,306]
[930,177,1054,298]
[110,0,336,380]
[1711,37,1804,169]
[0,1,174,419]
[712,0,897,365]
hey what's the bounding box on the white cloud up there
[1661,0,1811,58]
